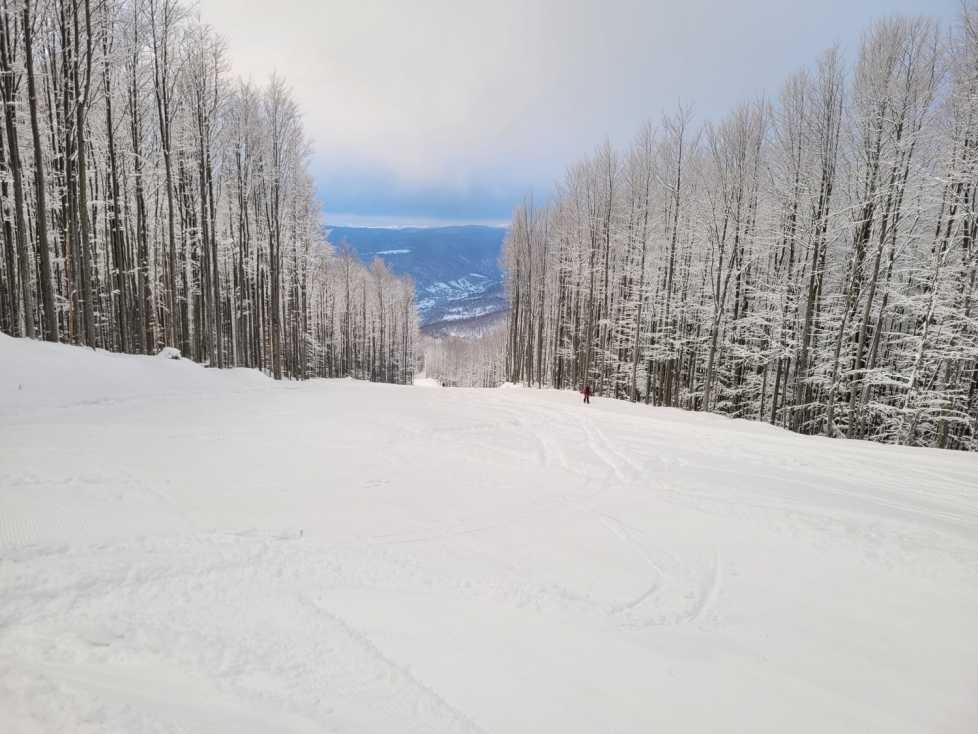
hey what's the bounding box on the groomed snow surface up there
[1,334,977,733]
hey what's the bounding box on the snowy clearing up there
[1,334,977,733]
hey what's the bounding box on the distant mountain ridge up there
[325,225,508,326]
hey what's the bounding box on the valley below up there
[326,225,508,327]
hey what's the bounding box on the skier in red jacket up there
[583,384,592,404]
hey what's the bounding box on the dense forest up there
[0,0,417,383]
[504,10,978,450]
[421,327,506,387]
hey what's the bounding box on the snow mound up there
[0,333,267,418]
[157,346,182,360]
[413,374,442,388]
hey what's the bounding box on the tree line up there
[504,10,978,450]
[0,0,417,384]
[422,327,506,387]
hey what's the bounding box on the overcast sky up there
[199,0,957,226]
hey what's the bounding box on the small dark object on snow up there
[583,384,591,404]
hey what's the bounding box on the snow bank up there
[0,333,268,418]
[1,335,976,733]
[413,373,442,388]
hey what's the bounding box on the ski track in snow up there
[1,334,978,733]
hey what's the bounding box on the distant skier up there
[583,384,591,404]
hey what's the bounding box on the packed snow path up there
[1,335,977,733]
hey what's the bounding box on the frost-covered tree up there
[0,0,417,384]
[422,327,507,388]
[503,9,978,450]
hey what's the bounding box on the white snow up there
[412,374,442,388]
[2,333,977,733]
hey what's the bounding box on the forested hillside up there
[0,0,417,383]
[504,12,978,450]
[327,225,507,326]
[421,326,507,387]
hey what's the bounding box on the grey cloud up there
[201,0,957,222]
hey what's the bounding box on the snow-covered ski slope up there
[1,334,977,733]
